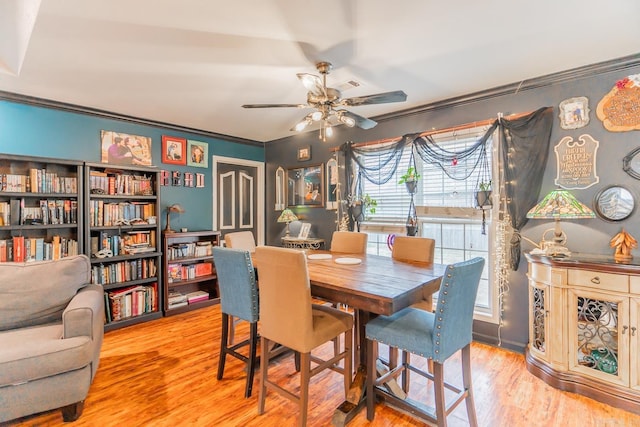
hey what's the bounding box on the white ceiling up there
[0,0,639,143]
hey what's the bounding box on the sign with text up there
[554,134,599,189]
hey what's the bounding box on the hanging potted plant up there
[348,194,378,230]
[398,166,420,194]
[406,216,418,236]
[475,180,492,208]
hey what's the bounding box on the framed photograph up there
[187,140,208,168]
[298,222,311,239]
[195,173,205,188]
[287,164,324,207]
[297,146,311,161]
[162,135,187,165]
[184,172,194,187]
[559,97,590,129]
[100,130,153,166]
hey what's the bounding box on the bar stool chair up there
[330,230,368,253]
[213,247,259,398]
[255,246,353,427]
[365,257,485,427]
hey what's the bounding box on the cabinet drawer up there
[567,269,628,293]
[630,276,640,294]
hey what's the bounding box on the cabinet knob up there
[590,277,600,284]
[622,325,629,335]
[632,327,637,336]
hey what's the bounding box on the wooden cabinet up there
[526,253,640,414]
[162,230,221,316]
[84,162,162,331]
[0,154,83,261]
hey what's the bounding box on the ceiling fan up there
[242,62,407,140]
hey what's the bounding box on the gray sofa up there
[0,255,104,423]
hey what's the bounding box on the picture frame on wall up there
[559,97,590,129]
[297,146,311,161]
[287,164,324,208]
[187,140,208,168]
[100,130,153,166]
[161,135,187,165]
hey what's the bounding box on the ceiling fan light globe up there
[311,111,323,121]
[325,124,334,137]
[294,120,309,132]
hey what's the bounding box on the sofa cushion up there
[0,255,91,331]
[0,324,92,386]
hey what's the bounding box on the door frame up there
[212,155,265,246]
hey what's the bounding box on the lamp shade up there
[527,189,595,219]
[277,209,298,223]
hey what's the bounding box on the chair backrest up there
[391,236,435,263]
[224,231,257,253]
[431,257,485,362]
[254,246,313,351]
[330,231,368,254]
[212,247,259,322]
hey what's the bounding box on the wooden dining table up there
[302,250,447,425]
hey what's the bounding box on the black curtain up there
[500,107,554,269]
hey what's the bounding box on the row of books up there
[0,236,79,262]
[90,230,156,257]
[104,282,158,323]
[0,170,77,194]
[0,199,78,226]
[91,258,157,285]
[167,289,209,309]
[166,241,214,260]
[167,262,213,282]
[89,171,154,196]
[88,200,155,227]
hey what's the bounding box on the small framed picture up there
[187,140,208,168]
[184,172,194,187]
[298,222,311,239]
[559,97,590,129]
[196,173,205,188]
[297,146,311,161]
[162,135,187,165]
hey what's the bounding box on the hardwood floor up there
[7,304,640,427]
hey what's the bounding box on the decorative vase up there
[475,190,492,208]
[405,180,417,194]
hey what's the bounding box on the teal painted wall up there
[0,100,264,231]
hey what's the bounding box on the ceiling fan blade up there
[340,90,407,107]
[297,73,325,96]
[242,103,308,108]
[341,110,377,130]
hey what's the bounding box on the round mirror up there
[594,186,635,221]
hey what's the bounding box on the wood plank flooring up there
[6,304,640,426]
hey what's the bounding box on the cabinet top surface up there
[525,252,640,275]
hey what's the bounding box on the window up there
[360,127,498,322]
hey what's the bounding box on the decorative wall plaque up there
[559,97,590,129]
[554,134,599,189]
[596,74,640,132]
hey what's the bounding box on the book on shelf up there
[186,290,209,304]
[194,262,213,277]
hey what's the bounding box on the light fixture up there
[337,110,356,127]
[525,189,595,257]
[293,114,313,132]
[164,203,185,233]
[277,208,298,237]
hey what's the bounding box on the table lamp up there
[277,208,298,237]
[164,203,185,233]
[525,189,595,257]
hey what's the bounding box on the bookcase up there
[83,162,162,331]
[162,230,221,316]
[0,154,83,262]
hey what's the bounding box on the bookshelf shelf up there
[162,230,221,316]
[0,154,83,262]
[84,162,162,331]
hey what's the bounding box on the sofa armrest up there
[63,284,104,341]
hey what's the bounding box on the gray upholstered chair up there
[224,231,257,253]
[330,231,368,253]
[0,255,103,423]
[365,257,485,427]
[255,246,353,427]
[213,247,259,398]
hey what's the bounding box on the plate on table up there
[307,253,332,260]
[334,257,362,265]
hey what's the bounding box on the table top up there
[304,250,446,316]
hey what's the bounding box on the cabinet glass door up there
[568,289,629,386]
[530,282,548,360]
